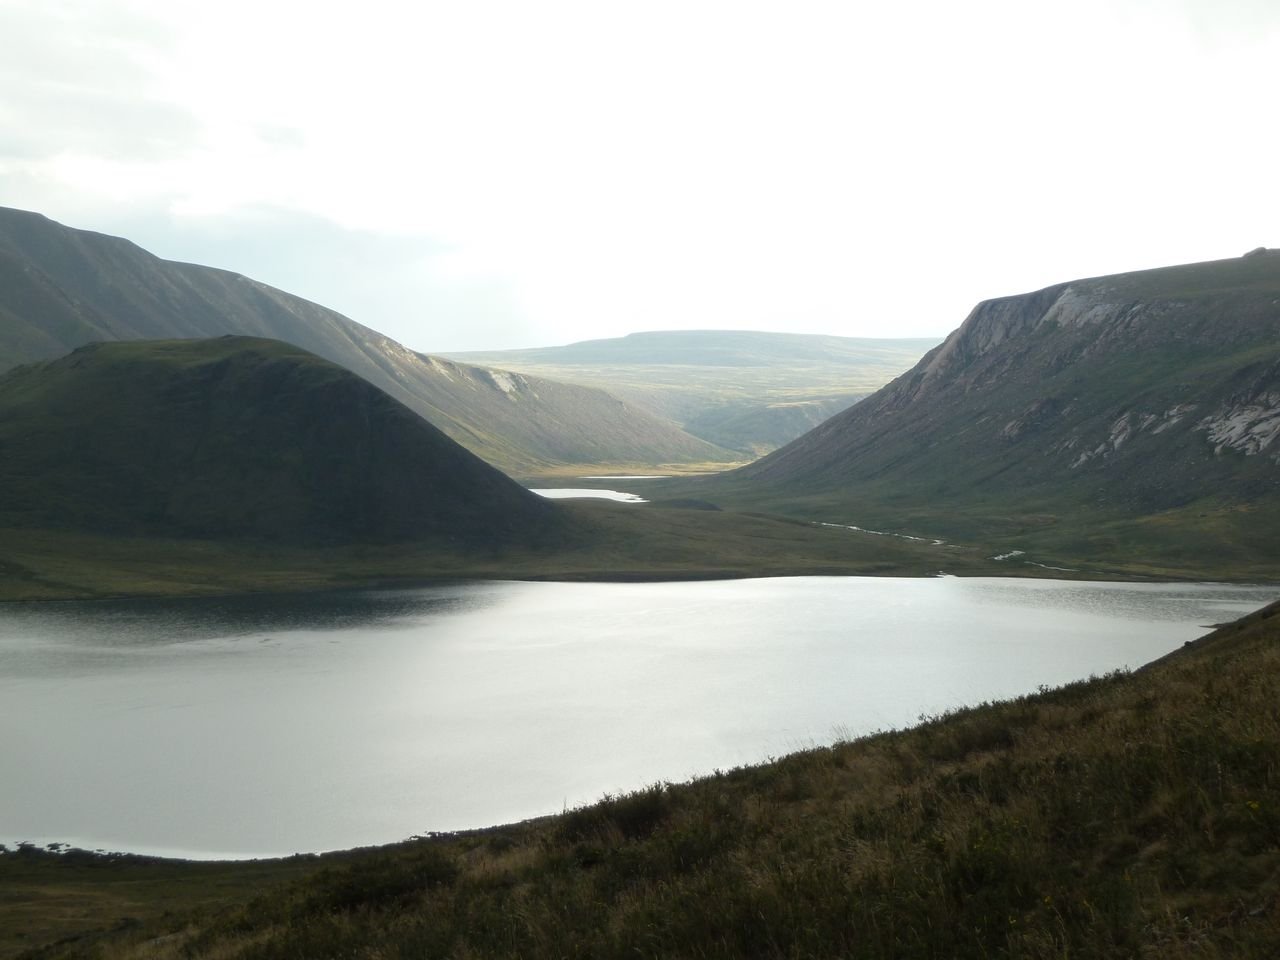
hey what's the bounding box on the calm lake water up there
[530,488,649,502]
[0,577,1274,859]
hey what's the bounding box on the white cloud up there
[0,0,1276,350]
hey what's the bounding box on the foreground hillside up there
[692,250,1280,578]
[451,330,938,456]
[7,601,1279,958]
[0,207,734,473]
[0,337,558,545]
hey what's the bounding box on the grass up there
[658,254,1280,581]
[0,500,1003,603]
[678,486,1280,582]
[6,600,1280,958]
[7,489,1264,605]
[0,338,563,546]
[0,851,326,959]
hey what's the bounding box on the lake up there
[0,577,1274,859]
[530,488,648,502]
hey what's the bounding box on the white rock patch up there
[1151,403,1197,434]
[487,370,519,395]
[1196,392,1280,456]
[1068,403,1200,469]
[426,356,454,380]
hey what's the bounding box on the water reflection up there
[0,584,497,644]
[0,577,1274,858]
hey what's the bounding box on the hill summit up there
[0,337,558,544]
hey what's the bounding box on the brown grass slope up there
[8,601,1280,959]
[0,206,734,472]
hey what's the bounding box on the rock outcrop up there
[733,250,1280,529]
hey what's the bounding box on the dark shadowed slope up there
[0,207,734,473]
[0,337,558,544]
[707,251,1280,575]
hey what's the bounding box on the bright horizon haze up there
[1,0,1276,353]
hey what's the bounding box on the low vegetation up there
[665,485,1280,583]
[6,601,1279,958]
[0,498,1001,602]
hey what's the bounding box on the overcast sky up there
[1,0,1276,352]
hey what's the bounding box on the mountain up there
[712,251,1280,575]
[0,336,981,599]
[0,337,558,544]
[450,331,938,455]
[0,207,734,473]
[454,329,939,367]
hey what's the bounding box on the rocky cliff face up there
[737,251,1280,524]
[0,207,733,472]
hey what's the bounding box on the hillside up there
[0,335,988,600]
[0,337,557,545]
[455,329,938,367]
[7,600,1280,958]
[450,330,938,455]
[0,207,734,473]
[696,251,1280,576]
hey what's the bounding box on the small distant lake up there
[531,488,647,502]
[0,577,1273,859]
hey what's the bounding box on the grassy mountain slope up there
[692,251,1280,576]
[0,337,557,545]
[0,336,986,600]
[0,207,734,473]
[451,330,938,455]
[8,601,1280,958]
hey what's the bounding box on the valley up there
[0,208,738,475]
[0,209,932,476]
[2,212,1279,960]
[6,0,1279,953]
[451,330,938,458]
